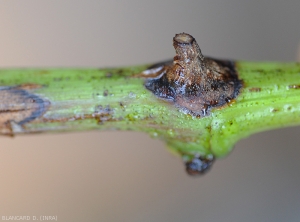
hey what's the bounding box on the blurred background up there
[0,1,300,221]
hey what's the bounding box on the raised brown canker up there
[144,33,242,117]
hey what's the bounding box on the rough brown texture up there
[144,33,242,117]
[0,84,49,135]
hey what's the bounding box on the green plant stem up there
[0,61,300,159]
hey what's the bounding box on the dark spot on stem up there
[94,105,114,124]
[105,72,113,78]
[103,90,108,96]
[144,33,242,117]
[288,84,300,89]
[53,77,63,81]
[225,97,232,103]
[119,102,126,110]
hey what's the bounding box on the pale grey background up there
[0,1,300,222]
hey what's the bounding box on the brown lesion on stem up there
[144,33,243,117]
[0,84,50,136]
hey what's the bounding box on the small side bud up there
[185,155,214,176]
[173,32,204,62]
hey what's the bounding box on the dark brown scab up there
[144,33,242,117]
